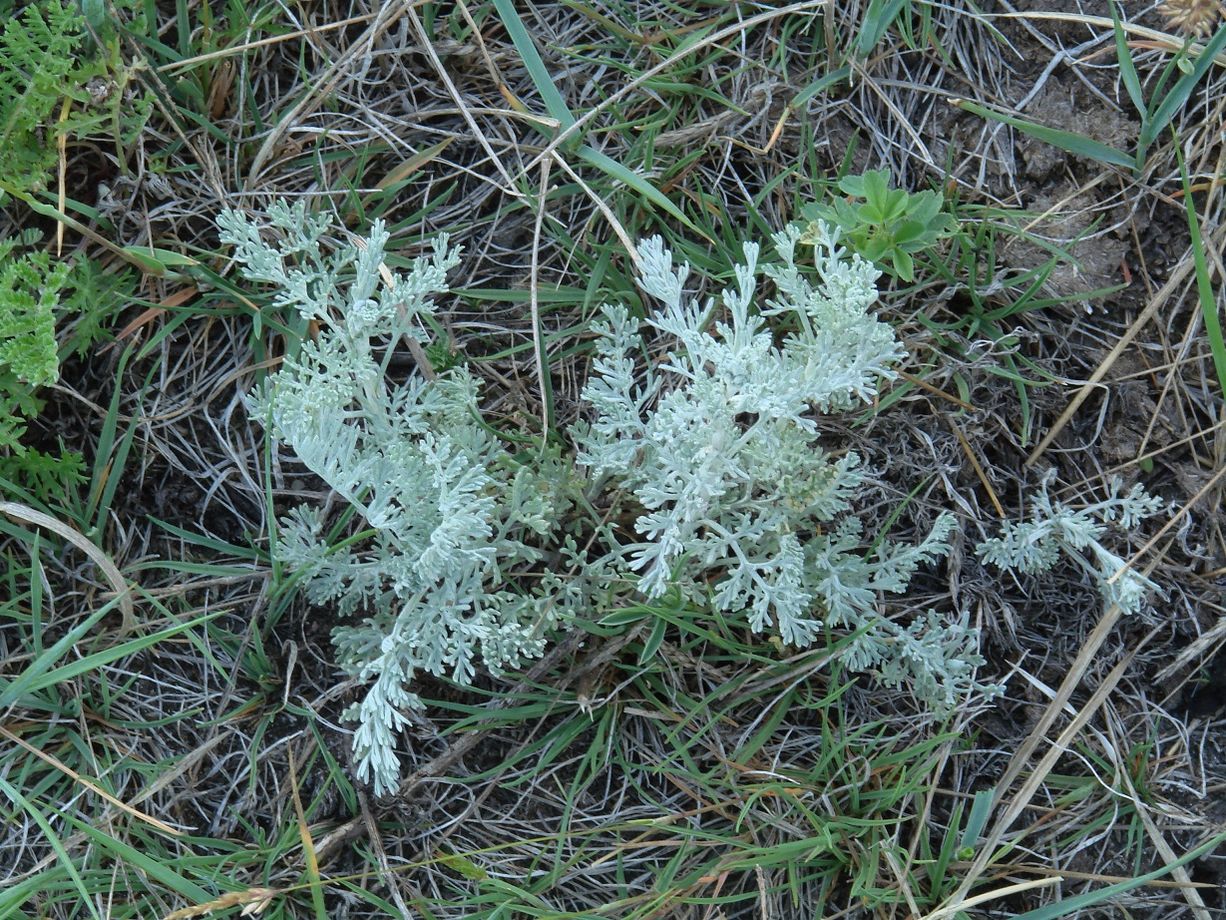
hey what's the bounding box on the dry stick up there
[882,846,923,918]
[1025,223,1226,467]
[529,158,552,435]
[895,369,976,411]
[1014,171,1115,242]
[1057,418,1226,494]
[1110,462,1226,589]
[56,95,70,256]
[991,863,1215,889]
[455,0,502,87]
[1018,665,1213,919]
[1134,276,1217,465]
[352,781,417,920]
[948,418,1005,519]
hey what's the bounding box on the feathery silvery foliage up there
[219,203,562,794]
[976,472,1164,615]
[577,224,988,709]
[221,204,1007,793]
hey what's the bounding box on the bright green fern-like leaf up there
[0,239,126,505]
[0,0,89,193]
[0,246,66,388]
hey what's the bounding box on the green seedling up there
[801,169,956,281]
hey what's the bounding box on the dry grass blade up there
[246,1,418,185]
[947,418,1005,519]
[1154,613,1226,685]
[0,501,134,632]
[405,5,520,195]
[161,888,280,920]
[0,725,183,838]
[940,623,1159,912]
[371,139,454,194]
[1025,224,1225,466]
[287,748,327,919]
[921,876,1063,919]
[999,10,1226,64]
[157,13,380,72]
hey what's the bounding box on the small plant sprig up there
[976,473,1165,615]
[578,224,993,709]
[220,202,566,794]
[801,169,956,282]
[0,240,125,504]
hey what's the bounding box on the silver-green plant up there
[575,225,990,709]
[219,203,563,794]
[976,473,1164,615]
[221,206,1001,793]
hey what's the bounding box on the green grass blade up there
[0,778,102,920]
[146,516,266,560]
[856,0,908,56]
[28,613,218,692]
[953,99,1134,169]
[491,0,576,131]
[1178,148,1226,399]
[790,65,852,107]
[961,788,995,849]
[1108,1,1145,118]
[68,816,215,903]
[638,615,667,664]
[470,8,701,235]
[576,145,702,235]
[1011,831,1226,919]
[1142,25,1226,152]
[82,345,140,536]
[0,607,218,709]
[0,600,114,709]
